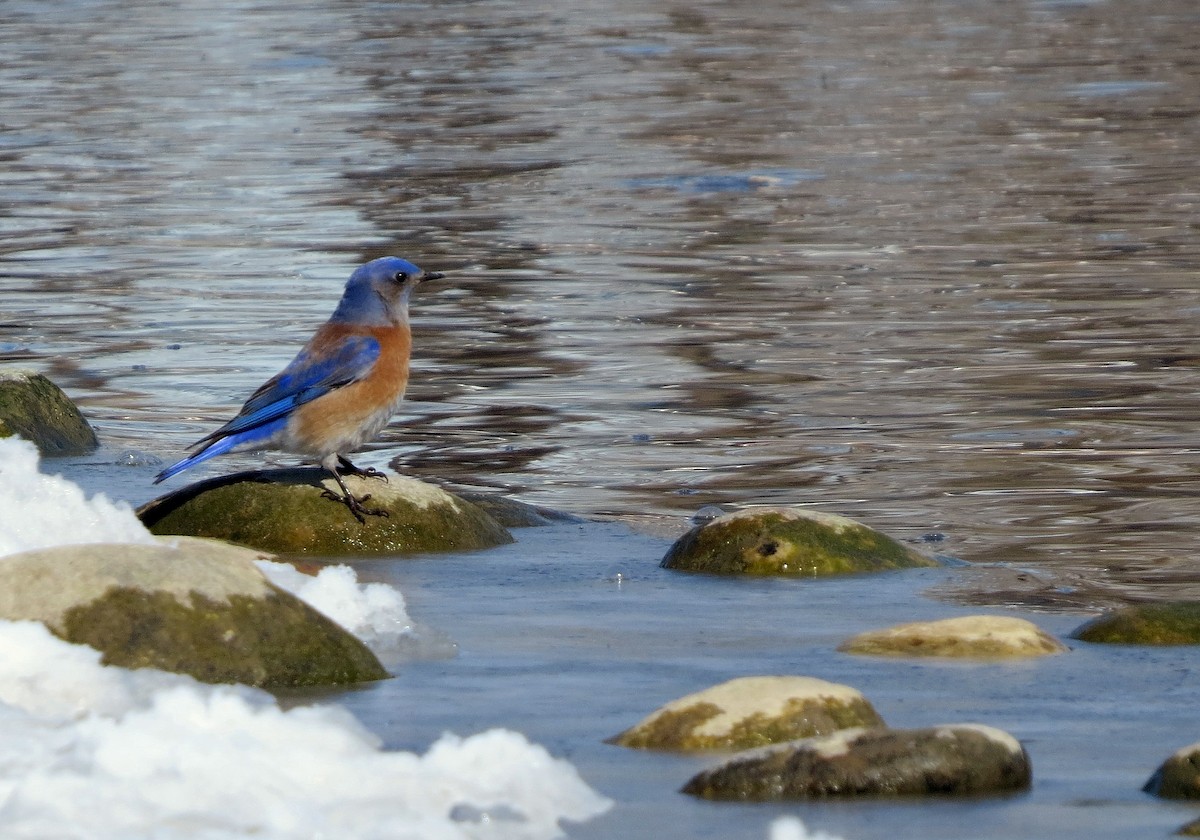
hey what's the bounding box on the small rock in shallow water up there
[1144,741,1200,799]
[1071,601,1200,645]
[661,506,936,577]
[839,615,1068,659]
[609,675,884,751]
[682,724,1031,800]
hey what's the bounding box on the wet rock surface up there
[1144,741,1200,800]
[0,369,98,456]
[682,724,1031,801]
[139,468,514,556]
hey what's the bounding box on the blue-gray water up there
[4,0,1200,836]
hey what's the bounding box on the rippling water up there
[5,2,1200,598]
[5,1,1200,838]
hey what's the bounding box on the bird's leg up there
[321,462,389,524]
[336,455,389,483]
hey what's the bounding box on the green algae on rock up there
[840,615,1068,659]
[609,676,884,751]
[139,467,514,556]
[0,537,386,687]
[682,724,1031,801]
[661,506,936,577]
[0,368,98,455]
[1144,741,1200,800]
[1072,601,1200,645]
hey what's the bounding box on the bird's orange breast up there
[287,323,412,455]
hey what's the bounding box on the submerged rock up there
[682,724,1031,801]
[0,368,98,455]
[0,537,386,687]
[456,491,584,528]
[1071,601,1200,645]
[840,615,1068,659]
[609,676,883,751]
[1144,741,1200,799]
[661,506,936,577]
[138,467,514,556]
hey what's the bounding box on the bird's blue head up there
[329,257,444,326]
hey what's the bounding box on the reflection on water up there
[3,0,1200,608]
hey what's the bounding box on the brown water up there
[4,1,1200,607]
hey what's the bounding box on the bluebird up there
[155,256,443,522]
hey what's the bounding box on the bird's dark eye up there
[393,271,409,283]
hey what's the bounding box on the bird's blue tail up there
[154,418,286,484]
[153,436,241,484]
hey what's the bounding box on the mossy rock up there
[1179,817,1200,837]
[0,537,386,687]
[139,467,514,556]
[1072,602,1200,645]
[682,724,1031,801]
[0,368,98,455]
[840,615,1068,659]
[1144,742,1200,800]
[609,676,883,751]
[661,506,936,576]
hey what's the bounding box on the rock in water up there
[609,676,884,751]
[0,368,98,455]
[1144,741,1200,799]
[1072,602,1200,645]
[0,537,386,687]
[662,506,936,576]
[139,467,514,556]
[682,724,1031,800]
[840,615,1068,659]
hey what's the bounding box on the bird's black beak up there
[420,271,445,283]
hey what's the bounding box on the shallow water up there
[4,0,1200,836]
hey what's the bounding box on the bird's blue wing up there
[194,334,381,446]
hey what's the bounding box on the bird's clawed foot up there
[320,487,390,524]
[336,455,389,483]
[325,458,390,524]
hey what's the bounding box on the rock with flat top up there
[661,506,936,577]
[139,467,514,556]
[609,676,883,751]
[839,615,1068,659]
[0,537,386,687]
[682,724,1031,800]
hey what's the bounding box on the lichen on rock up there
[1072,602,1200,645]
[0,537,386,687]
[661,506,936,577]
[609,676,884,751]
